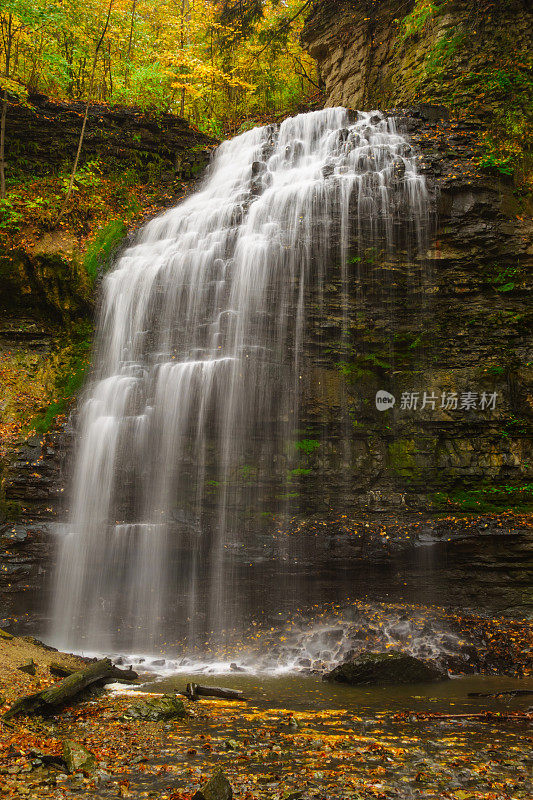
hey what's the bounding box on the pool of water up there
[136,671,532,715]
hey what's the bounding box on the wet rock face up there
[1,95,214,320]
[291,107,533,514]
[323,651,447,685]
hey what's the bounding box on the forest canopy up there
[0,0,316,138]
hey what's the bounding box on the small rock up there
[62,740,96,775]
[18,659,37,676]
[193,770,233,800]
[123,694,187,721]
[222,739,239,751]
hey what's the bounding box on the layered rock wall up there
[302,0,532,114]
[297,1,533,512]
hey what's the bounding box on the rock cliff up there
[296,1,532,516]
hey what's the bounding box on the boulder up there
[17,659,37,676]
[123,694,187,721]
[323,651,447,685]
[192,770,233,800]
[62,740,96,774]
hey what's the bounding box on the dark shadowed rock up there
[323,651,447,685]
[192,770,233,800]
[17,659,36,675]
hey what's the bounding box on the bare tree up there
[62,0,114,208]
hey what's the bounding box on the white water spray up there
[51,109,428,653]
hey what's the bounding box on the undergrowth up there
[432,484,533,513]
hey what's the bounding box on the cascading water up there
[50,108,428,655]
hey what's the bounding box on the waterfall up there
[50,108,428,654]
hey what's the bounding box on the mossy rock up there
[62,740,96,775]
[192,770,233,800]
[323,651,447,685]
[123,694,187,721]
[387,439,421,480]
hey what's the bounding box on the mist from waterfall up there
[50,108,428,654]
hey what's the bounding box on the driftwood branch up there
[394,711,532,722]
[467,690,533,698]
[182,683,246,701]
[4,658,138,720]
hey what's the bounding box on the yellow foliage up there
[0,0,316,136]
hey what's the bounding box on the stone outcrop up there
[297,1,532,513]
[5,93,213,184]
[323,651,447,684]
[1,95,214,320]
[301,0,532,112]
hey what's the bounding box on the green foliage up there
[398,1,533,183]
[61,159,103,194]
[294,438,320,456]
[32,322,93,434]
[422,31,465,79]
[479,153,514,176]
[432,484,533,512]
[496,282,515,293]
[83,219,127,283]
[485,263,522,292]
[238,464,257,482]
[0,197,24,231]
[401,1,440,39]
[288,467,312,478]
[112,63,170,110]
[337,349,391,385]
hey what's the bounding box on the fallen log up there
[182,683,246,701]
[3,658,138,720]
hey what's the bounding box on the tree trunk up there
[0,14,13,200]
[179,0,189,118]
[0,90,7,200]
[127,0,136,60]
[62,0,114,208]
[3,658,138,720]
